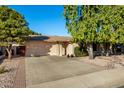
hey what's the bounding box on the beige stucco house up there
[0,35,78,57]
[25,35,78,57]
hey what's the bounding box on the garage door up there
[26,41,61,56]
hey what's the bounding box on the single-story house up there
[0,35,78,57]
[25,35,78,57]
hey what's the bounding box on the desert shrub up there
[70,54,74,57]
[67,54,70,58]
[74,47,88,57]
[0,66,8,74]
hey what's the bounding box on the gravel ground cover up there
[75,55,124,68]
[0,58,20,88]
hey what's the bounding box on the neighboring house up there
[25,35,78,57]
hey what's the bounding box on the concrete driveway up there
[25,56,104,87]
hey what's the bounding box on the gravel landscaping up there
[75,55,124,68]
[0,58,21,88]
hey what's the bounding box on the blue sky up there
[9,5,69,36]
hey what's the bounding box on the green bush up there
[74,47,88,57]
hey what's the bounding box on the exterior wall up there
[48,44,65,56]
[25,41,77,57]
[12,46,17,56]
[26,41,66,56]
[48,44,60,56]
[66,43,79,56]
[59,44,65,56]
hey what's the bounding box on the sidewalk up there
[13,58,26,88]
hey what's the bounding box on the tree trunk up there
[87,43,94,59]
[114,48,116,55]
[106,43,110,56]
[6,45,12,60]
[109,44,113,55]
[100,44,105,56]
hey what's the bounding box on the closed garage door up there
[26,41,62,56]
[26,41,53,56]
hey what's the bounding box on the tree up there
[30,30,42,35]
[64,6,98,59]
[96,6,124,55]
[0,6,31,59]
[96,6,113,56]
[64,5,124,59]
